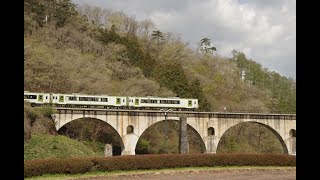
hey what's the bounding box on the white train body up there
[51,93,127,107]
[24,91,51,104]
[128,96,198,109]
[24,91,199,110]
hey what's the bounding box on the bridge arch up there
[135,119,206,154]
[57,117,125,155]
[216,121,288,154]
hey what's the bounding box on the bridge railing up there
[52,107,295,115]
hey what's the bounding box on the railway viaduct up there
[51,108,296,156]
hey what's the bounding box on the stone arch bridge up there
[52,108,296,155]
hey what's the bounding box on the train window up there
[123,99,125,102]
[160,100,166,104]
[141,99,158,103]
[79,97,87,101]
[24,95,37,99]
[79,97,99,101]
[101,98,108,102]
[160,100,180,104]
[68,96,77,101]
[194,101,196,104]
[91,97,99,101]
[46,96,48,99]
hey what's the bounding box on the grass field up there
[24,135,105,160]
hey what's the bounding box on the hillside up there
[24,0,295,157]
[24,134,101,160]
[24,0,295,113]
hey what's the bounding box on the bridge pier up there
[203,136,220,153]
[285,137,296,155]
[179,115,188,154]
[121,134,139,155]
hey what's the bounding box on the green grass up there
[25,166,296,180]
[24,135,100,160]
[82,141,105,156]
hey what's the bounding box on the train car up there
[128,96,198,110]
[51,93,127,108]
[24,91,51,105]
[24,91,199,110]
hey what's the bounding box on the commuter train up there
[24,91,199,111]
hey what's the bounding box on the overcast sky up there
[72,0,296,79]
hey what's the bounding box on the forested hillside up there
[24,0,295,113]
[24,0,295,157]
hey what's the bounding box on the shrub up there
[24,153,296,178]
[39,106,56,118]
[24,158,94,177]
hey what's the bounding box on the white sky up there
[72,0,296,79]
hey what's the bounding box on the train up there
[24,91,199,111]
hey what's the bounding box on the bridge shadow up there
[58,117,124,156]
[135,120,206,154]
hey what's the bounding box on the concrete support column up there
[285,138,296,155]
[292,137,296,155]
[179,115,188,154]
[121,134,139,155]
[203,136,219,154]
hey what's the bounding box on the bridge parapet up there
[53,108,296,119]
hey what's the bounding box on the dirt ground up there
[72,168,296,180]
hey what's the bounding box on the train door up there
[116,98,121,105]
[38,94,43,103]
[59,95,64,103]
[52,94,59,104]
[43,94,49,103]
